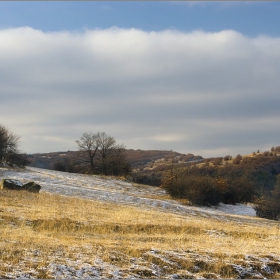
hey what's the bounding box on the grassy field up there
[0,189,279,279]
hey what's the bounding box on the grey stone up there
[22,181,41,193]
[0,179,41,193]
[0,179,23,190]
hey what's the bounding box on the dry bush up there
[255,175,280,220]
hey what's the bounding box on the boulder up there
[22,181,41,193]
[0,179,24,190]
[0,179,41,193]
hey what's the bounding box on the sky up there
[1,1,280,158]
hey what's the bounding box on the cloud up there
[0,27,280,157]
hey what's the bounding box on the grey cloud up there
[1,27,280,156]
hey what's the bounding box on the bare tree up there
[75,132,99,173]
[75,132,130,175]
[0,124,20,163]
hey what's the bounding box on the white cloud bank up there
[1,27,280,157]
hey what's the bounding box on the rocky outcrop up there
[0,179,41,193]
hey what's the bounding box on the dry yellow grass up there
[0,189,279,278]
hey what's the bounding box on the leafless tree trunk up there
[75,132,99,174]
[96,132,118,175]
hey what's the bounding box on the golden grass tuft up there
[0,189,279,278]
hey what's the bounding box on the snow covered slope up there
[2,167,257,223]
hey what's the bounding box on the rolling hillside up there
[0,166,279,279]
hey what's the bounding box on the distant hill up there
[26,149,204,172]
[124,149,203,171]
[26,151,76,169]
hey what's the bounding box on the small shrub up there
[232,154,242,165]
[223,155,232,161]
[213,157,223,166]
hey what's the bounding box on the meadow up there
[0,181,279,279]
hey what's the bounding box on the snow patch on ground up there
[1,247,280,279]
[0,167,258,223]
[212,202,256,217]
